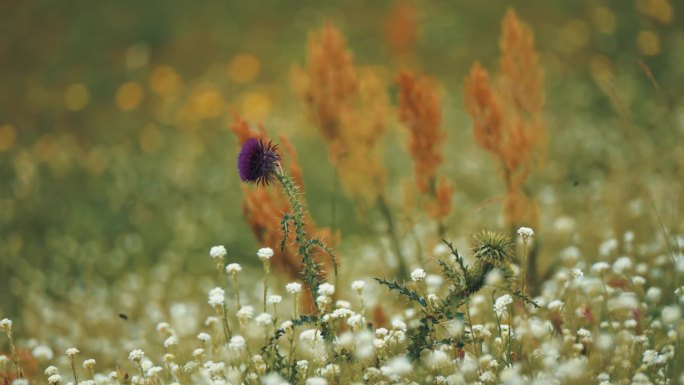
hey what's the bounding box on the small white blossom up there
[225,263,242,275]
[286,282,302,294]
[0,319,12,332]
[347,314,366,331]
[47,374,62,385]
[318,283,335,296]
[192,348,204,358]
[229,335,246,351]
[299,329,323,341]
[257,247,274,261]
[209,245,227,260]
[493,294,513,316]
[391,319,407,331]
[255,313,273,326]
[305,377,327,385]
[236,306,254,322]
[280,320,294,333]
[197,333,211,343]
[82,358,96,369]
[128,349,145,362]
[267,295,282,305]
[32,345,54,360]
[591,262,611,275]
[208,287,225,308]
[65,348,79,357]
[410,268,426,282]
[44,366,59,376]
[163,335,179,348]
[351,280,366,291]
[517,227,534,240]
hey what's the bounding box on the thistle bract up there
[237,138,280,185]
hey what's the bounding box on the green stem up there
[377,195,408,279]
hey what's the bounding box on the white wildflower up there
[380,356,412,377]
[82,358,96,369]
[286,282,302,294]
[257,247,274,261]
[661,305,681,325]
[318,283,335,296]
[197,332,211,343]
[209,245,227,260]
[598,238,618,257]
[229,335,246,351]
[0,319,12,332]
[646,287,662,304]
[591,261,611,275]
[44,366,59,376]
[493,294,513,316]
[255,313,273,326]
[335,300,351,309]
[225,263,242,275]
[163,335,179,348]
[65,347,79,357]
[305,377,327,385]
[346,314,365,331]
[517,227,534,240]
[267,295,282,305]
[236,306,254,322]
[280,320,294,333]
[47,374,62,385]
[191,348,204,359]
[410,268,426,282]
[391,319,407,331]
[351,280,366,291]
[208,287,225,308]
[128,349,145,362]
[32,345,54,360]
[548,300,564,312]
[299,329,322,341]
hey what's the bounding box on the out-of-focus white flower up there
[32,345,54,360]
[661,305,681,325]
[410,268,426,282]
[318,283,335,296]
[391,319,407,331]
[208,287,225,308]
[163,335,179,348]
[197,333,211,343]
[280,320,294,333]
[257,247,274,261]
[228,335,246,351]
[346,314,365,331]
[286,282,302,294]
[82,358,96,369]
[493,294,513,316]
[591,262,611,275]
[209,245,227,260]
[646,287,662,303]
[255,313,273,326]
[47,374,62,385]
[0,319,12,332]
[128,349,145,362]
[299,329,323,341]
[598,239,618,257]
[44,366,59,376]
[236,306,254,322]
[65,348,79,357]
[380,356,412,377]
[191,348,204,359]
[226,263,242,275]
[517,227,534,240]
[351,280,366,291]
[305,377,327,385]
[548,300,564,312]
[267,295,282,305]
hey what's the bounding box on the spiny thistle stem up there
[275,171,322,311]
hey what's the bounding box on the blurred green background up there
[1,0,683,317]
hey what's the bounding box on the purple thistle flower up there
[237,137,280,185]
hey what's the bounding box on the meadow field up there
[1,1,683,384]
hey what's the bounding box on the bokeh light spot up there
[150,66,182,98]
[64,83,90,111]
[592,6,616,34]
[139,124,163,153]
[116,82,144,111]
[240,91,272,121]
[228,53,261,84]
[637,30,661,56]
[0,124,17,152]
[187,85,225,120]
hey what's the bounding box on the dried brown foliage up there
[295,23,389,205]
[464,8,545,229]
[397,71,453,224]
[230,115,336,282]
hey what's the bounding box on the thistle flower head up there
[471,231,514,268]
[237,137,280,185]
